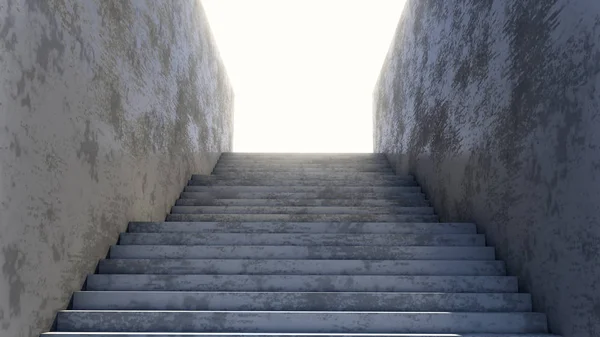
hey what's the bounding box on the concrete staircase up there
[42,153,559,336]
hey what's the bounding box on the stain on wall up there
[374,1,600,336]
[0,0,234,336]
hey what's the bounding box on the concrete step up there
[209,172,407,180]
[165,213,438,222]
[213,167,395,173]
[179,191,426,200]
[174,198,430,207]
[41,333,562,337]
[183,186,421,193]
[218,156,389,164]
[85,274,519,292]
[188,179,416,187]
[170,206,435,215]
[215,164,392,170]
[217,160,390,165]
[72,291,531,311]
[118,233,484,246]
[98,259,505,275]
[217,159,390,167]
[218,158,390,164]
[193,173,411,180]
[220,153,388,159]
[109,245,495,260]
[127,222,477,234]
[55,311,548,333]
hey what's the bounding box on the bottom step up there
[56,311,548,333]
[41,332,560,337]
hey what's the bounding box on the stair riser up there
[221,153,386,156]
[41,332,560,337]
[174,198,430,207]
[118,233,484,246]
[194,173,410,180]
[72,292,532,311]
[184,186,421,193]
[127,222,477,234]
[170,206,435,215]
[218,158,390,163]
[217,159,389,164]
[216,164,392,169]
[165,214,439,222]
[188,180,416,187]
[109,245,495,260]
[218,156,389,162]
[208,173,407,179]
[56,311,548,333]
[179,191,426,200]
[85,275,519,293]
[98,260,506,276]
[213,168,395,173]
[215,166,393,172]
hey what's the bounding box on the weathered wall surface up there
[0,0,233,336]
[374,1,600,336]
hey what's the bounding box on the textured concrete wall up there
[0,0,233,336]
[374,1,600,336]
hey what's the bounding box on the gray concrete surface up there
[42,332,558,337]
[85,274,519,292]
[179,191,426,199]
[169,205,434,214]
[41,153,553,334]
[187,179,418,186]
[165,212,438,222]
[55,311,548,333]
[127,221,475,233]
[108,245,496,260]
[183,185,422,193]
[174,198,430,206]
[70,291,532,311]
[97,259,505,275]
[373,1,600,336]
[0,0,233,336]
[117,232,484,246]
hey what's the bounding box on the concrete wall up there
[0,1,233,336]
[374,1,600,336]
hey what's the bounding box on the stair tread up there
[109,245,495,260]
[174,199,430,206]
[98,259,506,276]
[118,233,484,246]
[184,186,421,192]
[169,206,435,215]
[209,173,408,178]
[165,214,439,222]
[193,174,412,179]
[41,332,560,337]
[128,222,473,234]
[215,169,394,171]
[55,311,548,333]
[179,192,427,200]
[85,274,519,292]
[71,291,532,311]
[188,181,418,187]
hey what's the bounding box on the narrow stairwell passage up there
[42,153,559,336]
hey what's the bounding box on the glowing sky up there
[201,0,406,152]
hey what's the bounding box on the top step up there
[218,154,390,165]
[221,153,387,159]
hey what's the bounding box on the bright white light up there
[201,0,406,153]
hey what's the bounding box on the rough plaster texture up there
[374,1,600,336]
[0,0,233,336]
